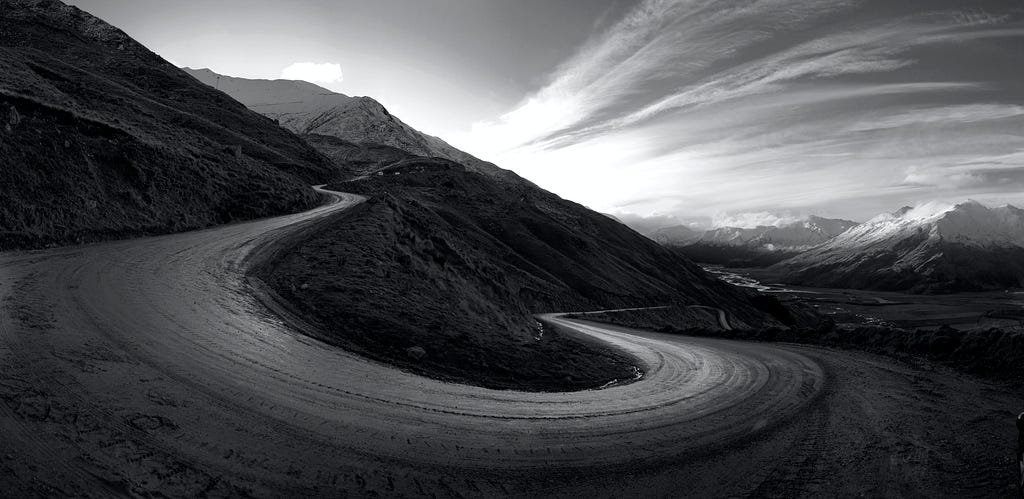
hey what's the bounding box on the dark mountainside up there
[776,240,1024,293]
[301,133,420,177]
[257,159,778,391]
[0,0,338,249]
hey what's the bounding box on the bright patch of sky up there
[280,62,343,85]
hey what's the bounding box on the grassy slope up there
[301,134,413,177]
[257,163,775,391]
[0,0,338,249]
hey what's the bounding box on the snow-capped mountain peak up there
[825,200,1024,250]
[774,200,1024,292]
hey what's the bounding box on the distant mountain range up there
[773,201,1024,293]
[646,201,1024,293]
[183,68,524,184]
[651,216,857,267]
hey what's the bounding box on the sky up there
[67,0,1024,229]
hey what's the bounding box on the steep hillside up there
[300,134,415,177]
[774,202,1024,292]
[184,68,524,184]
[257,161,776,391]
[0,0,337,249]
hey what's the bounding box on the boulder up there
[405,346,426,361]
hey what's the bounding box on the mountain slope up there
[774,201,1024,292]
[0,0,336,249]
[184,68,524,183]
[258,161,780,390]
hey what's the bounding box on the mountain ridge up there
[183,67,525,184]
[773,201,1024,292]
[648,215,857,267]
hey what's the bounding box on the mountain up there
[257,159,786,390]
[698,216,858,249]
[773,201,1024,292]
[649,225,701,245]
[183,68,524,184]
[657,216,857,267]
[0,0,336,249]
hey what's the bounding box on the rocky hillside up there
[184,68,524,184]
[257,160,778,391]
[0,0,337,249]
[774,201,1024,292]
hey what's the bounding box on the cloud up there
[455,0,889,156]
[846,104,1024,133]
[450,1,1024,223]
[280,62,344,84]
[902,165,984,189]
[869,201,957,224]
[711,212,807,229]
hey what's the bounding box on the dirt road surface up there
[1,189,1020,497]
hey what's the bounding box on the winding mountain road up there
[1,188,1020,497]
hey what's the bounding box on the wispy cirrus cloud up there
[456,0,859,154]
[451,0,1024,225]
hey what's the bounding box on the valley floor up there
[708,265,1024,330]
